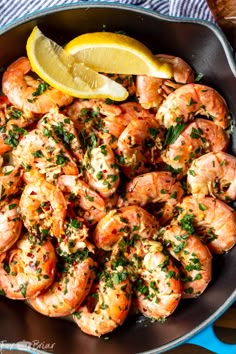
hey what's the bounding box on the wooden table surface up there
[0,302,235,354]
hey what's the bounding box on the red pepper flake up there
[27,252,34,258]
[43,254,49,262]
[111,229,117,235]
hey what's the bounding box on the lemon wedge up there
[26,26,129,101]
[64,31,172,78]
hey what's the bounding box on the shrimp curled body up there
[2,57,73,114]
[187,151,236,202]
[156,83,230,129]
[0,166,23,201]
[178,195,236,254]
[93,205,159,251]
[28,257,96,317]
[162,119,229,174]
[37,112,84,163]
[12,129,78,182]
[0,235,57,299]
[118,171,184,206]
[137,54,194,109]
[116,116,164,178]
[0,199,22,253]
[161,222,212,298]
[84,144,120,198]
[73,268,132,337]
[19,180,67,239]
[118,171,184,224]
[133,240,182,319]
[58,175,106,225]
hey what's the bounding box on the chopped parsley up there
[180,213,195,234]
[164,123,186,146]
[32,82,49,97]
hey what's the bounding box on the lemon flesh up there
[26,26,129,101]
[65,32,172,78]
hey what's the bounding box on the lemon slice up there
[26,26,129,101]
[64,32,172,78]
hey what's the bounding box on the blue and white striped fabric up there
[0,0,214,29]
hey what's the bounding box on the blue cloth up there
[0,0,214,29]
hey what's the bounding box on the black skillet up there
[0,3,235,354]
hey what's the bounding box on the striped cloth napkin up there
[0,0,214,29]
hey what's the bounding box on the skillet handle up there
[187,325,236,354]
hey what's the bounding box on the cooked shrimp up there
[66,98,122,119]
[64,98,125,153]
[93,205,159,251]
[12,129,78,182]
[0,97,13,153]
[178,195,236,254]
[0,112,36,156]
[101,102,154,149]
[101,114,130,149]
[0,96,9,126]
[162,119,229,174]
[0,95,32,125]
[37,111,84,163]
[161,222,212,298]
[2,57,73,114]
[156,83,230,129]
[119,102,155,120]
[22,167,43,184]
[57,217,94,256]
[133,240,182,319]
[118,171,184,206]
[117,171,184,224]
[136,77,170,109]
[0,199,22,253]
[28,256,96,317]
[0,95,37,154]
[0,234,57,299]
[156,54,195,84]
[0,135,12,155]
[83,144,120,198]
[58,175,106,225]
[73,266,132,336]
[64,98,122,130]
[136,54,194,109]
[66,100,153,152]
[103,192,119,210]
[115,116,164,178]
[0,166,23,201]
[0,120,12,155]
[104,74,136,96]
[66,100,154,150]
[5,106,35,131]
[187,151,236,202]
[19,179,67,239]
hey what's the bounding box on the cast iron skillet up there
[0,3,236,354]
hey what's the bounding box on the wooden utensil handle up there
[207,0,236,49]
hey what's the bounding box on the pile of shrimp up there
[0,53,235,337]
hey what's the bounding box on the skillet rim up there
[0,2,235,353]
[0,1,235,75]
